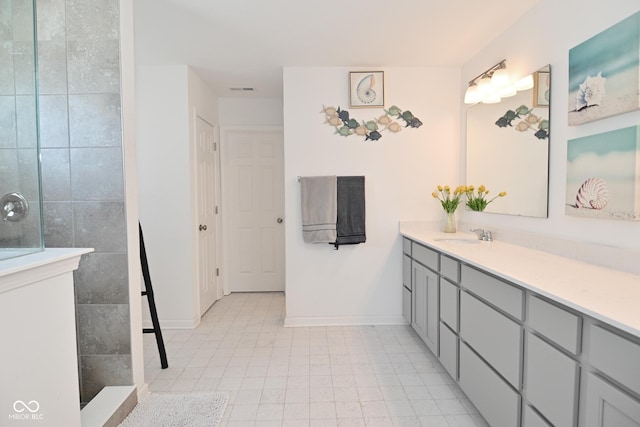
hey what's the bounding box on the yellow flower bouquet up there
[432,185,465,213]
[464,185,507,212]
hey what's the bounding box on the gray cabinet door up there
[412,261,428,342]
[440,322,458,379]
[411,261,438,355]
[460,291,521,388]
[523,405,551,427]
[402,286,411,324]
[584,373,640,427]
[526,333,578,427]
[403,253,411,291]
[459,343,520,427]
[424,267,439,354]
[440,279,458,331]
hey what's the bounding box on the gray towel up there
[300,176,337,243]
[334,176,366,248]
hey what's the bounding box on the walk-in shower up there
[0,0,44,261]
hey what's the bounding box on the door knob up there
[277,217,283,224]
[199,224,207,231]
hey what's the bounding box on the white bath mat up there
[118,392,228,427]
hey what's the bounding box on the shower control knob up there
[1,192,29,222]
[199,224,207,231]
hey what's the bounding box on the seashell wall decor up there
[574,177,608,210]
[568,11,640,126]
[566,126,640,221]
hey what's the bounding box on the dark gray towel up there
[334,176,366,248]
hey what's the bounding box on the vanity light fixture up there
[463,60,531,104]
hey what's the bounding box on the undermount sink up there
[434,238,482,245]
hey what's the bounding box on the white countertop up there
[400,222,640,338]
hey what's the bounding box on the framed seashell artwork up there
[349,71,384,108]
[568,11,640,126]
[566,125,640,221]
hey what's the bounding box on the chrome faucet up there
[470,228,493,241]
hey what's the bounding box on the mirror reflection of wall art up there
[350,71,384,108]
[533,70,550,107]
[566,125,640,221]
[466,65,550,219]
[568,11,640,126]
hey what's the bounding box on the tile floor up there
[143,292,489,427]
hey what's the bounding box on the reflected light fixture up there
[464,60,524,104]
[514,74,534,91]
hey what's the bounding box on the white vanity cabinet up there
[400,236,640,427]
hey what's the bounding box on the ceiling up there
[133,0,540,98]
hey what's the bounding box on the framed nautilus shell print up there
[349,71,384,108]
[566,125,640,221]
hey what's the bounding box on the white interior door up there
[196,116,219,314]
[221,127,285,292]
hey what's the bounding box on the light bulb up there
[464,85,480,104]
[476,76,493,100]
[491,68,510,89]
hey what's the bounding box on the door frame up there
[219,125,285,296]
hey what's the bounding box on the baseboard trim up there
[142,317,199,330]
[284,315,408,327]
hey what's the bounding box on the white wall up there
[218,97,283,126]
[283,67,460,325]
[136,65,218,328]
[460,1,640,254]
[120,0,145,397]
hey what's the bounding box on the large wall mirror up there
[466,65,550,217]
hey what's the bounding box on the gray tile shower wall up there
[35,0,132,405]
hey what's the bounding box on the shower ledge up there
[0,247,93,294]
[0,247,93,427]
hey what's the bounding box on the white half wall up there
[460,1,640,254]
[283,67,461,325]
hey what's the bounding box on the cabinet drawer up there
[440,255,459,282]
[403,237,412,255]
[403,254,412,290]
[461,265,523,320]
[584,373,640,427]
[590,325,640,396]
[523,405,551,427]
[460,291,521,387]
[440,322,458,379]
[412,242,439,271]
[440,279,458,331]
[526,333,578,427]
[402,286,411,324]
[529,295,581,355]
[459,343,520,427]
